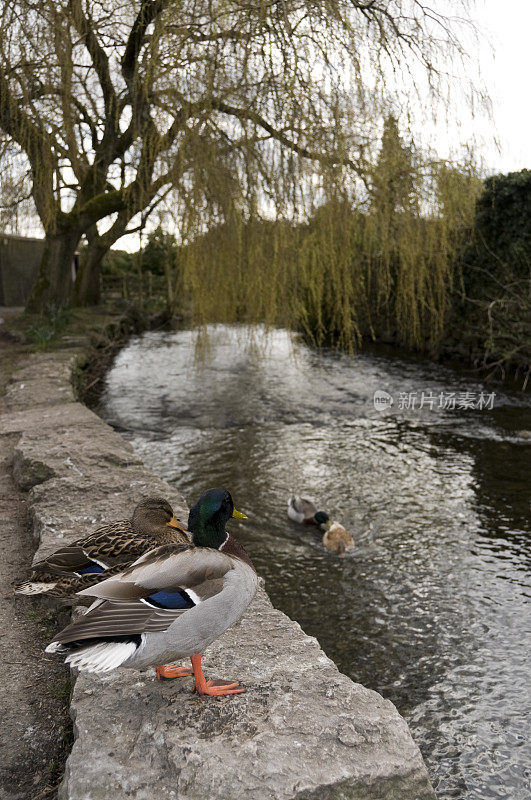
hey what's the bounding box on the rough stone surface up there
[0,401,97,435]
[13,419,143,491]
[2,343,436,800]
[62,589,434,800]
[3,351,77,410]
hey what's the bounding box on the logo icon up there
[373,390,393,411]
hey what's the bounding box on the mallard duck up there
[45,488,257,696]
[15,498,188,598]
[322,522,354,555]
[287,495,330,531]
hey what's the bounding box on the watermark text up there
[373,390,495,412]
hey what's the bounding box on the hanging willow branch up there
[0,0,482,316]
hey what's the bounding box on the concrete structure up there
[0,234,44,306]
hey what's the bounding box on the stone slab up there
[13,421,143,491]
[0,402,98,435]
[3,351,78,410]
[61,589,435,800]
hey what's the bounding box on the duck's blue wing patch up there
[146,589,196,610]
[77,563,106,575]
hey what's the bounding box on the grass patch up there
[26,304,71,347]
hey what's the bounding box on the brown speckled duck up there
[15,498,188,598]
[322,522,355,555]
[45,489,257,696]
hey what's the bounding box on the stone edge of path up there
[0,342,437,800]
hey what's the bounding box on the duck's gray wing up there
[293,495,317,516]
[49,599,187,645]
[77,543,235,601]
[50,544,238,647]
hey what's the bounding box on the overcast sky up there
[100,1,531,252]
[12,1,530,247]
[464,0,530,173]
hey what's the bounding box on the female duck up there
[287,495,330,531]
[15,497,188,597]
[46,489,258,697]
[322,522,355,555]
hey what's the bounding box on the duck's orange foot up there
[155,664,193,680]
[194,678,245,696]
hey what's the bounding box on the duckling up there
[45,489,257,697]
[287,495,330,531]
[322,522,355,555]
[15,497,188,598]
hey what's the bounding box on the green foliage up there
[26,303,71,347]
[463,170,531,283]
[455,169,531,379]
[182,120,481,356]
[102,249,134,275]
[141,226,178,276]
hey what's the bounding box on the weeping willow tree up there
[0,0,482,317]
[181,119,482,350]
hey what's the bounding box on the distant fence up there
[0,234,44,306]
[102,271,167,304]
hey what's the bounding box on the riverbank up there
[0,308,436,799]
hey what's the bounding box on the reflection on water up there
[99,325,531,800]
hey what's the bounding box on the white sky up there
[457,0,530,173]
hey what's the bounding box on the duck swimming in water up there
[15,497,188,598]
[322,522,355,555]
[287,495,331,531]
[46,489,258,696]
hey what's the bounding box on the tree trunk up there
[26,228,82,313]
[71,237,106,307]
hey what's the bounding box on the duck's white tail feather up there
[287,496,304,523]
[15,581,57,595]
[45,640,137,673]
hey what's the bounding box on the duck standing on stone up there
[14,498,188,598]
[288,495,354,554]
[45,489,258,696]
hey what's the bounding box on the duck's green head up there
[314,511,331,531]
[188,488,247,548]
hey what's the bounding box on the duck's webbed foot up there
[190,653,245,696]
[194,678,245,696]
[155,664,193,680]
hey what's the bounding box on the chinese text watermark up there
[373,389,495,412]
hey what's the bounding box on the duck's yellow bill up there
[167,516,187,532]
[232,508,248,520]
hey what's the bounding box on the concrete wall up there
[0,234,45,306]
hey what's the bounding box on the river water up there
[98,324,530,800]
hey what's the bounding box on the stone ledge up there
[61,589,433,800]
[1,342,436,800]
